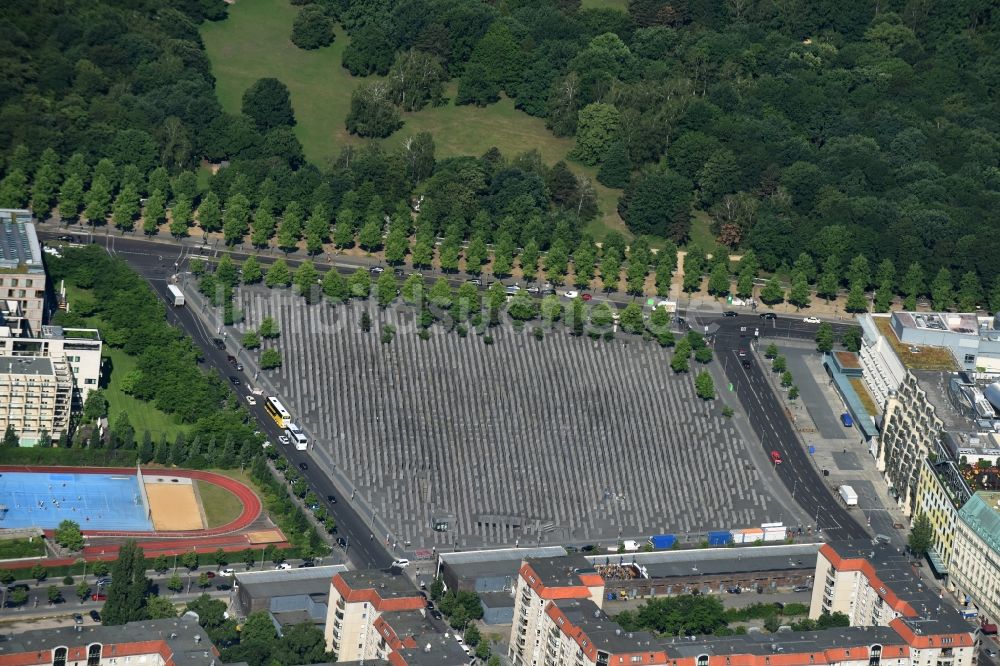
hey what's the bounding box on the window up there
[53,647,67,666]
[88,644,102,666]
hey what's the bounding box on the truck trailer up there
[167,284,185,306]
[838,485,859,507]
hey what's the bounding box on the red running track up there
[0,466,262,538]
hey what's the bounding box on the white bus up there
[285,422,309,451]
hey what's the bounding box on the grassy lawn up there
[688,209,723,254]
[0,537,46,559]
[62,284,187,440]
[201,0,629,240]
[196,479,246,528]
[582,0,628,8]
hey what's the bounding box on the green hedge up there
[0,447,138,466]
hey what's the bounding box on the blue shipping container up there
[649,534,676,549]
[708,530,733,546]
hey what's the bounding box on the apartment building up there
[0,617,225,666]
[0,324,102,406]
[0,355,71,445]
[508,555,606,666]
[914,454,970,571]
[950,491,1000,623]
[325,569,426,662]
[858,314,907,411]
[0,209,46,336]
[507,545,976,666]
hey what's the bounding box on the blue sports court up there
[0,472,154,531]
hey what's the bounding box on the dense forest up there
[1,0,999,307]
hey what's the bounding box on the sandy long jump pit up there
[142,475,205,531]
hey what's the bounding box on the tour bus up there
[285,422,309,451]
[265,396,291,428]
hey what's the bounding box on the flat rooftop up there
[553,598,660,653]
[664,626,905,657]
[894,311,980,335]
[235,564,347,598]
[874,316,959,371]
[825,540,970,635]
[338,568,420,599]
[441,546,568,581]
[40,325,101,341]
[393,633,470,665]
[0,213,43,273]
[0,355,53,376]
[0,618,220,665]
[586,543,821,580]
[524,554,595,586]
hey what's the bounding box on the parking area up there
[782,347,850,441]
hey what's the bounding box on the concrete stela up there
[241,293,788,549]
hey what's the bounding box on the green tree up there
[342,23,393,75]
[58,174,85,221]
[957,271,982,312]
[54,520,84,551]
[265,258,292,288]
[772,356,787,373]
[520,241,540,282]
[376,272,398,308]
[346,82,402,138]
[76,581,91,602]
[597,139,632,188]
[322,269,349,302]
[277,202,303,252]
[251,206,276,247]
[111,183,141,232]
[84,175,112,225]
[348,268,371,298]
[102,540,149,625]
[260,348,282,370]
[145,595,177,619]
[619,167,693,241]
[845,282,868,312]
[294,260,319,299]
[2,424,19,448]
[671,341,691,373]
[195,191,221,232]
[619,303,644,334]
[31,163,60,219]
[847,254,871,290]
[989,276,1000,314]
[788,386,800,400]
[47,585,63,604]
[816,255,841,301]
[654,244,677,296]
[223,193,252,245]
[600,251,621,292]
[358,217,383,251]
[142,190,166,235]
[169,198,192,238]
[153,555,169,574]
[259,316,280,339]
[781,370,794,388]
[0,169,28,208]
[242,78,295,132]
[166,574,183,593]
[572,103,621,166]
[816,322,834,353]
[901,262,925,310]
[907,513,933,556]
[695,370,715,399]
[931,267,954,311]
[242,255,263,284]
[760,278,784,305]
[384,226,409,265]
[291,4,334,50]
[788,273,811,309]
[707,261,730,296]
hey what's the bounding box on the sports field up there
[201,0,628,239]
[0,471,153,531]
[143,475,205,531]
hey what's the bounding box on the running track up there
[0,466,261,537]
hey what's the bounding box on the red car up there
[91,593,107,601]
[770,450,783,464]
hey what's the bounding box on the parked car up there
[229,376,240,386]
[219,568,236,576]
[723,311,738,317]
[204,571,216,578]
[792,585,810,592]
[274,563,292,570]
[466,278,482,286]
[326,494,337,503]
[95,577,111,587]
[91,593,107,601]
[336,537,348,549]
[803,316,821,324]
[298,560,315,568]
[726,587,741,594]
[760,312,777,319]
[393,268,406,278]
[212,338,226,350]
[370,266,385,275]
[298,462,308,471]
[581,293,592,301]
[245,395,256,405]
[278,435,290,446]
[89,610,101,622]
[215,583,232,591]
[73,614,84,625]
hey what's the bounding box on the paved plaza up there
[240,290,790,549]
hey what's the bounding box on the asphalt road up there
[698,313,868,540]
[49,230,395,571]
